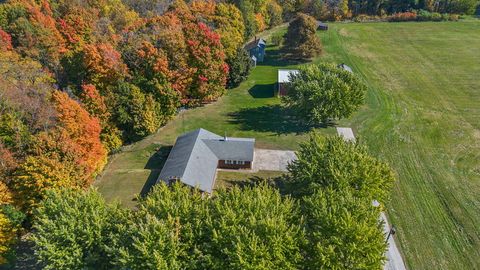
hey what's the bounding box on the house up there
[244,37,266,63]
[277,69,299,96]
[338,63,353,73]
[317,21,328,31]
[157,128,255,193]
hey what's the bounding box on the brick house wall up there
[218,160,252,169]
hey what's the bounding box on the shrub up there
[388,11,417,22]
[449,14,460,21]
[271,33,283,46]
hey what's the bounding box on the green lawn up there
[95,21,480,269]
[324,22,480,269]
[94,33,334,207]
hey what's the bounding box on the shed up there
[277,69,299,96]
[317,21,329,31]
[338,63,353,73]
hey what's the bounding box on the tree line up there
[0,0,259,263]
[29,134,395,269]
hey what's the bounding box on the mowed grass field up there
[95,21,480,269]
[325,22,480,269]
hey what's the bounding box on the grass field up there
[324,22,480,269]
[95,21,480,269]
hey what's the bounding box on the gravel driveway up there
[253,149,297,172]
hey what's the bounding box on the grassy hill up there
[95,21,480,269]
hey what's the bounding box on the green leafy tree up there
[302,189,386,269]
[282,63,366,123]
[109,82,165,142]
[283,13,322,59]
[205,184,304,270]
[105,182,210,269]
[226,48,251,89]
[31,188,123,270]
[287,133,395,204]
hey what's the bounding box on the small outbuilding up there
[251,55,257,67]
[277,69,299,96]
[338,63,353,73]
[317,21,329,31]
[244,37,266,63]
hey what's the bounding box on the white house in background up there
[277,69,299,96]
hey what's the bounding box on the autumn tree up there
[283,13,322,59]
[0,28,12,51]
[214,3,245,59]
[79,84,122,152]
[0,1,66,70]
[109,82,166,141]
[51,91,107,178]
[82,43,129,87]
[0,210,17,264]
[184,22,228,101]
[287,133,395,203]
[282,63,366,123]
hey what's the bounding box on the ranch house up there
[157,128,255,193]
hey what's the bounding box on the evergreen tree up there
[226,48,251,89]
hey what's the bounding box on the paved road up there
[337,128,407,270]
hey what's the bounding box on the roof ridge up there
[182,129,219,174]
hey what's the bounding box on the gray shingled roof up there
[157,128,255,193]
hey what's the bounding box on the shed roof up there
[244,38,266,51]
[157,128,255,193]
[278,69,299,83]
[338,63,353,73]
[336,127,356,142]
[316,21,328,28]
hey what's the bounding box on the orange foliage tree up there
[0,29,13,51]
[80,84,122,152]
[184,22,228,101]
[51,91,107,179]
[83,43,128,87]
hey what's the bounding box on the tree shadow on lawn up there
[221,175,297,197]
[249,84,275,98]
[228,104,332,135]
[140,146,172,197]
[260,45,310,67]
